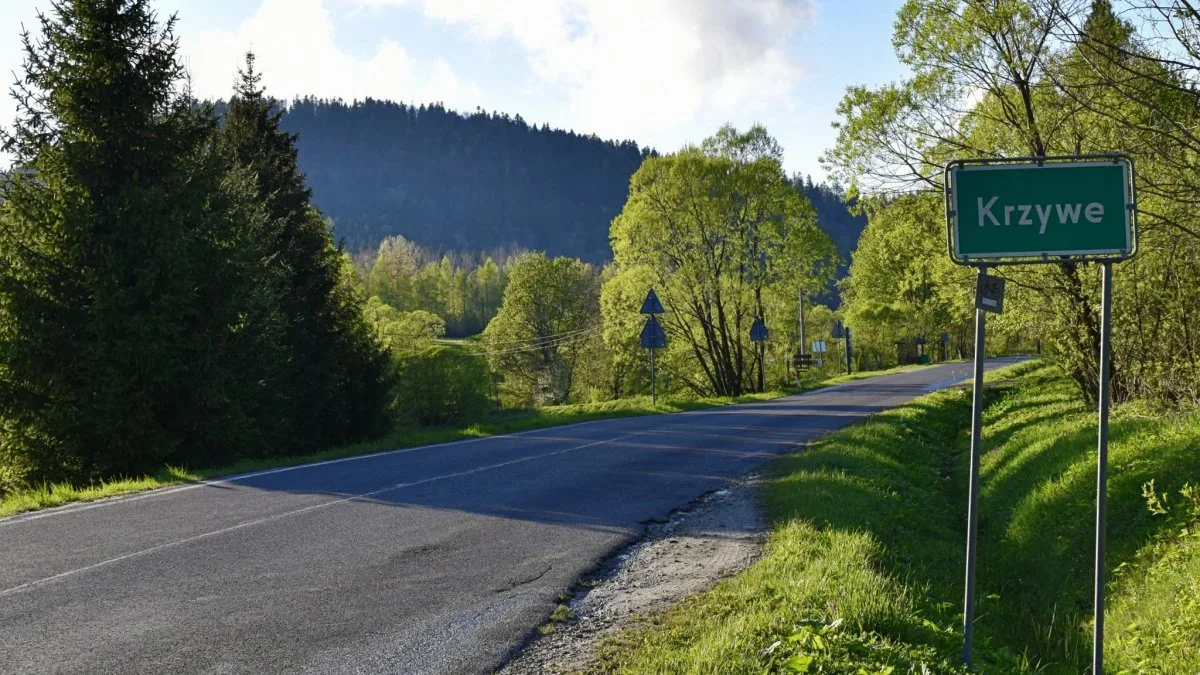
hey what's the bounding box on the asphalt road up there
[0,358,1024,674]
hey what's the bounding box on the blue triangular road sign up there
[640,289,665,315]
[750,317,769,342]
[640,315,667,349]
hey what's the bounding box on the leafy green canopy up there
[610,125,836,397]
[825,0,1200,403]
[482,252,600,407]
[364,234,513,337]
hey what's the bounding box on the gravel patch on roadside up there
[499,476,767,674]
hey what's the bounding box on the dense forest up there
[280,98,649,260]
[0,2,392,491]
[276,99,866,274]
[792,176,865,303]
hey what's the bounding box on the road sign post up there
[1093,262,1113,674]
[640,290,667,404]
[961,268,997,665]
[845,327,853,374]
[750,317,769,392]
[946,155,1136,671]
[651,346,656,405]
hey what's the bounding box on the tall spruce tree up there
[0,0,271,487]
[217,53,392,452]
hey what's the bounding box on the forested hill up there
[280,98,650,260]
[792,176,866,287]
[278,98,865,273]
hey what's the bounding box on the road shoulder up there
[500,475,767,674]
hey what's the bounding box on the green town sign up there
[946,156,1135,264]
[944,153,1137,674]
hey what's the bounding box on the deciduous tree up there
[482,253,599,406]
[611,125,835,396]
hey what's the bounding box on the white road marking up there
[1,361,1013,527]
[0,418,648,526]
[0,432,639,597]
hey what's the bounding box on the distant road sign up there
[640,289,665,315]
[812,340,826,353]
[795,352,813,369]
[749,317,768,342]
[832,321,845,339]
[640,315,667,349]
[975,274,1006,314]
[947,156,1135,264]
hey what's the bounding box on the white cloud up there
[353,0,813,146]
[182,0,481,107]
[3,0,820,169]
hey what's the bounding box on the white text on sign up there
[977,197,1104,234]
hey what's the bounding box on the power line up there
[468,327,600,357]
[474,325,598,347]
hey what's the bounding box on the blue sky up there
[1,0,911,180]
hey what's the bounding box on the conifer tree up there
[217,53,391,451]
[0,0,268,485]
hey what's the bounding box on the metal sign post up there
[640,290,667,404]
[845,327,853,374]
[1093,262,1113,675]
[962,267,1004,664]
[945,154,1136,670]
[750,317,769,392]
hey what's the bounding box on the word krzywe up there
[977,197,1104,234]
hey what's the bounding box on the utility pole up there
[798,289,807,357]
[797,289,807,386]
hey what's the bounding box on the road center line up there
[0,419,648,526]
[0,432,640,597]
[0,363,990,527]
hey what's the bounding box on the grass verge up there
[0,361,946,519]
[589,360,1200,673]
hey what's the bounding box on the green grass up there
[0,361,946,519]
[589,361,1200,673]
[1106,501,1200,673]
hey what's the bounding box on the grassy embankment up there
[0,362,937,519]
[590,360,1200,674]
